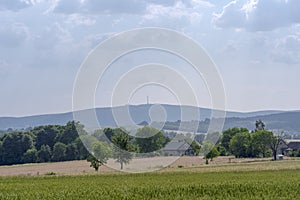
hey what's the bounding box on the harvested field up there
[0,156,299,176]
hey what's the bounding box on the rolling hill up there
[0,104,298,134]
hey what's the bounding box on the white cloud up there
[53,0,205,16]
[0,0,31,11]
[142,1,202,29]
[272,35,300,64]
[79,32,116,50]
[33,22,72,50]
[53,0,148,15]
[213,0,300,31]
[52,0,82,14]
[212,1,245,29]
[65,14,96,26]
[190,0,215,8]
[0,23,29,47]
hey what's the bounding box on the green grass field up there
[1,167,300,199]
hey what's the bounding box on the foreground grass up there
[1,168,300,199]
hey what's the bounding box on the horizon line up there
[1,103,299,118]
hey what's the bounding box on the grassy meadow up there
[1,160,300,199]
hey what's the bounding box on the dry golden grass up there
[0,156,299,176]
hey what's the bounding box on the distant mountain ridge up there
[223,111,300,133]
[0,104,298,133]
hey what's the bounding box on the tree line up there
[214,120,287,161]
[0,122,171,168]
[0,121,90,165]
[1,119,298,170]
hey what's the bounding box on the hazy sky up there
[1,0,300,116]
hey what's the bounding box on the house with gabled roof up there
[163,141,194,156]
[283,140,300,156]
[287,140,300,150]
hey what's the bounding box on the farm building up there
[283,140,300,155]
[163,141,194,156]
[287,140,300,150]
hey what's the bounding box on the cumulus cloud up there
[65,14,96,26]
[272,35,300,64]
[85,0,148,15]
[145,2,200,19]
[0,23,29,47]
[33,23,72,50]
[0,0,31,11]
[53,0,195,15]
[141,0,215,29]
[54,0,145,15]
[212,1,245,29]
[213,0,300,31]
[52,0,82,14]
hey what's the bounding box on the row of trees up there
[218,120,285,160]
[0,121,89,165]
[1,119,292,170]
[0,123,171,169]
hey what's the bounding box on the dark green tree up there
[1,132,33,165]
[206,146,220,162]
[202,141,215,164]
[87,156,102,171]
[135,126,166,153]
[255,119,265,131]
[22,134,33,151]
[0,141,3,164]
[251,130,273,157]
[191,140,201,156]
[37,145,51,163]
[221,128,249,155]
[111,129,136,170]
[52,142,67,162]
[65,143,78,161]
[57,121,85,145]
[217,144,227,156]
[74,137,90,160]
[22,148,38,163]
[35,126,59,150]
[229,131,252,158]
[91,141,112,165]
[103,128,115,142]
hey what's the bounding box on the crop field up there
[1,156,299,176]
[1,160,300,199]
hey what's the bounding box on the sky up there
[1,0,300,117]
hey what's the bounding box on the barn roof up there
[163,141,191,151]
[288,141,300,150]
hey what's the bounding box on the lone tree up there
[255,119,265,131]
[87,156,102,172]
[191,140,201,156]
[87,141,112,171]
[111,129,137,170]
[202,141,219,164]
[269,131,285,161]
